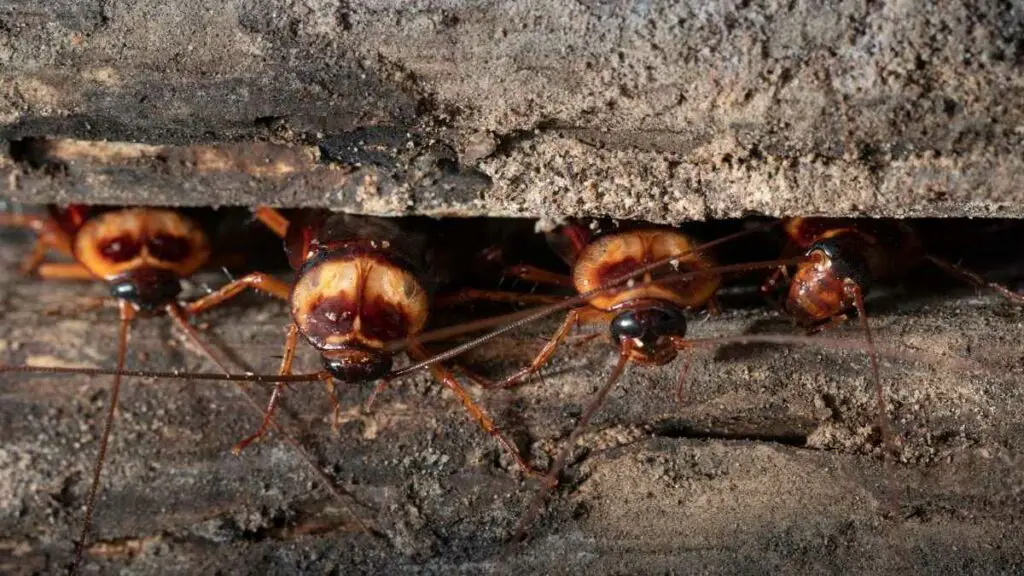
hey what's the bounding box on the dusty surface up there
[1,1,1023,220]
[2,224,1024,574]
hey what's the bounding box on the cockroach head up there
[108,268,182,311]
[609,300,687,363]
[320,347,394,383]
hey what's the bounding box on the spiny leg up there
[252,206,291,239]
[0,212,75,273]
[512,341,634,546]
[472,307,612,390]
[760,265,792,313]
[850,284,901,510]
[924,254,1024,305]
[72,301,134,573]
[674,342,695,405]
[165,305,377,534]
[185,272,291,316]
[408,342,544,478]
[232,323,299,454]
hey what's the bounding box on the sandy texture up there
[1,1,1023,220]
[1,226,1023,574]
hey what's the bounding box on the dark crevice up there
[8,137,53,169]
[650,418,810,448]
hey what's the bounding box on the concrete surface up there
[1,1,1023,220]
[2,223,1024,574]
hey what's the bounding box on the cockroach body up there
[474,220,740,388]
[285,211,431,382]
[194,208,560,473]
[766,217,1024,329]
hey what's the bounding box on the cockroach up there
[448,219,794,390]
[763,217,1024,330]
[184,207,566,473]
[0,205,372,574]
[760,217,1024,460]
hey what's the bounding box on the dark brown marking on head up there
[593,257,644,286]
[146,233,192,262]
[360,297,413,343]
[98,234,142,263]
[302,294,360,349]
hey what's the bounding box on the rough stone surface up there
[1,1,1023,220]
[2,225,1024,574]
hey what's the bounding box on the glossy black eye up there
[108,268,182,310]
[321,347,394,384]
[609,304,687,348]
[808,238,872,289]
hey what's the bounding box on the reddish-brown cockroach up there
[0,205,374,574]
[763,217,1024,330]
[760,217,1024,460]
[183,207,565,473]
[444,219,793,390]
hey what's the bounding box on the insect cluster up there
[1,205,1021,574]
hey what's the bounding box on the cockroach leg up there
[326,379,344,432]
[432,289,565,308]
[184,272,292,315]
[759,265,791,312]
[232,323,299,454]
[806,313,852,334]
[511,340,634,546]
[407,342,544,478]
[502,264,575,288]
[674,343,695,405]
[0,211,75,271]
[72,300,134,573]
[924,254,1024,305]
[252,206,291,238]
[481,307,612,390]
[362,379,390,414]
[35,262,95,281]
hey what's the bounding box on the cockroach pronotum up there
[0,205,375,574]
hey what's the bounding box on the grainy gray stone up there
[1,1,1022,220]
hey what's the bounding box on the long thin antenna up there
[674,333,977,370]
[71,301,133,574]
[852,286,900,510]
[0,364,332,382]
[510,342,633,547]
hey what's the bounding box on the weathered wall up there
[1,1,1022,221]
